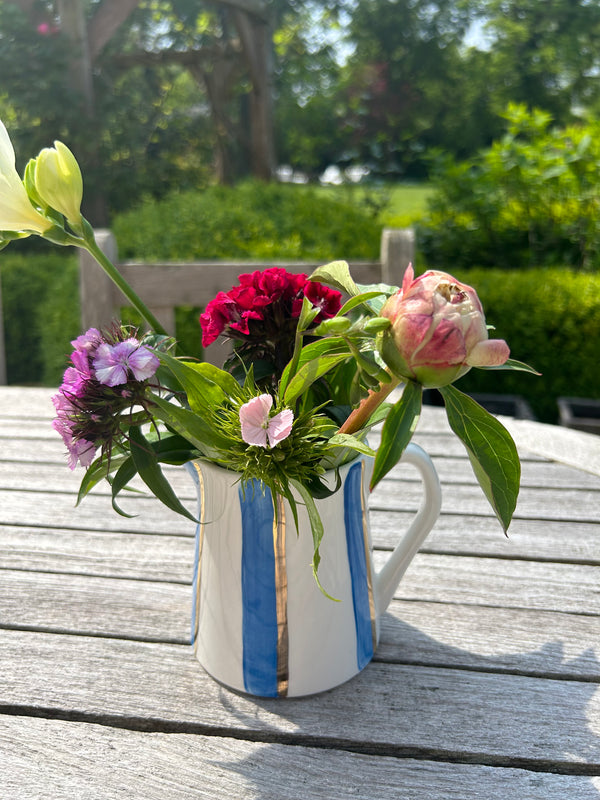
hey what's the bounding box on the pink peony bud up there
[379,265,510,388]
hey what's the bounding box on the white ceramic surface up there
[186,443,441,697]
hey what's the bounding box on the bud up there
[363,316,391,334]
[33,141,83,227]
[313,316,352,335]
[378,265,510,388]
[0,119,52,235]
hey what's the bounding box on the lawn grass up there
[316,182,434,227]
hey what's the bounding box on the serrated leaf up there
[371,381,422,490]
[439,384,520,533]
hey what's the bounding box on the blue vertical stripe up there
[240,481,279,697]
[344,461,374,670]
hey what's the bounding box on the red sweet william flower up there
[199,268,342,380]
[305,280,343,321]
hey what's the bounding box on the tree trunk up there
[232,9,275,181]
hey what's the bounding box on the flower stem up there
[338,377,400,435]
[83,236,168,337]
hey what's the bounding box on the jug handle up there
[373,443,442,615]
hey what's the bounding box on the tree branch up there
[87,0,141,61]
[216,0,268,22]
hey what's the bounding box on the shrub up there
[111,180,381,262]
[449,268,600,422]
[1,249,79,386]
[418,105,600,272]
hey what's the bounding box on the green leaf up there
[327,433,376,457]
[129,426,198,523]
[338,290,385,316]
[76,450,129,505]
[476,358,541,375]
[371,381,422,490]
[158,351,242,415]
[289,479,338,601]
[110,459,138,518]
[283,352,350,406]
[279,336,350,399]
[151,394,231,455]
[309,260,360,296]
[439,384,520,533]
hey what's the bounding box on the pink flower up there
[239,394,294,448]
[380,265,510,388]
[51,417,96,469]
[93,339,159,387]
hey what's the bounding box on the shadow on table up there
[211,615,600,799]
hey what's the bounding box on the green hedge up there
[112,180,381,262]
[1,249,79,386]
[418,105,600,272]
[450,268,600,422]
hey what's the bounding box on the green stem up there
[84,237,168,337]
[338,376,400,435]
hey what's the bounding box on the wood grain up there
[2,717,597,800]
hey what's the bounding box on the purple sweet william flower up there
[239,394,294,448]
[93,339,159,387]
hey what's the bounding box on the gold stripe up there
[273,494,289,697]
[191,462,206,655]
[360,460,377,652]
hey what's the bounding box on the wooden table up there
[1,386,599,799]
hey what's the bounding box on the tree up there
[481,0,600,122]
[1,0,277,218]
[337,0,480,178]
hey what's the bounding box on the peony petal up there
[466,339,510,367]
[267,409,294,447]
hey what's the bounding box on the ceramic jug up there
[186,442,441,697]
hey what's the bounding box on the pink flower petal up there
[267,409,294,447]
[466,339,510,367]
[239,395,273,448]
[239,395,293,448]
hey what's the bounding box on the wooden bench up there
[78,228,415,365]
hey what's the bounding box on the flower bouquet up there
[0,119,538,589]
[2,120,541,695]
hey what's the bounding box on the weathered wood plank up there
[1,514,597,582]
[0,525,194,581]
[2,453,599,494]
[2,553,598,648]
[387,552,600,616]
[2,716,597,800]
[378,600,600,680]
[373,512,600,563]
[1,630,598,769]
[0,570,190,642]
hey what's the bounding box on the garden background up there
[1,0,600,423]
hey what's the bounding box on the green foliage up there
[112,181,381,261]
[0,248,79,385]
[450,267,600,422]
[419,105,600,271]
